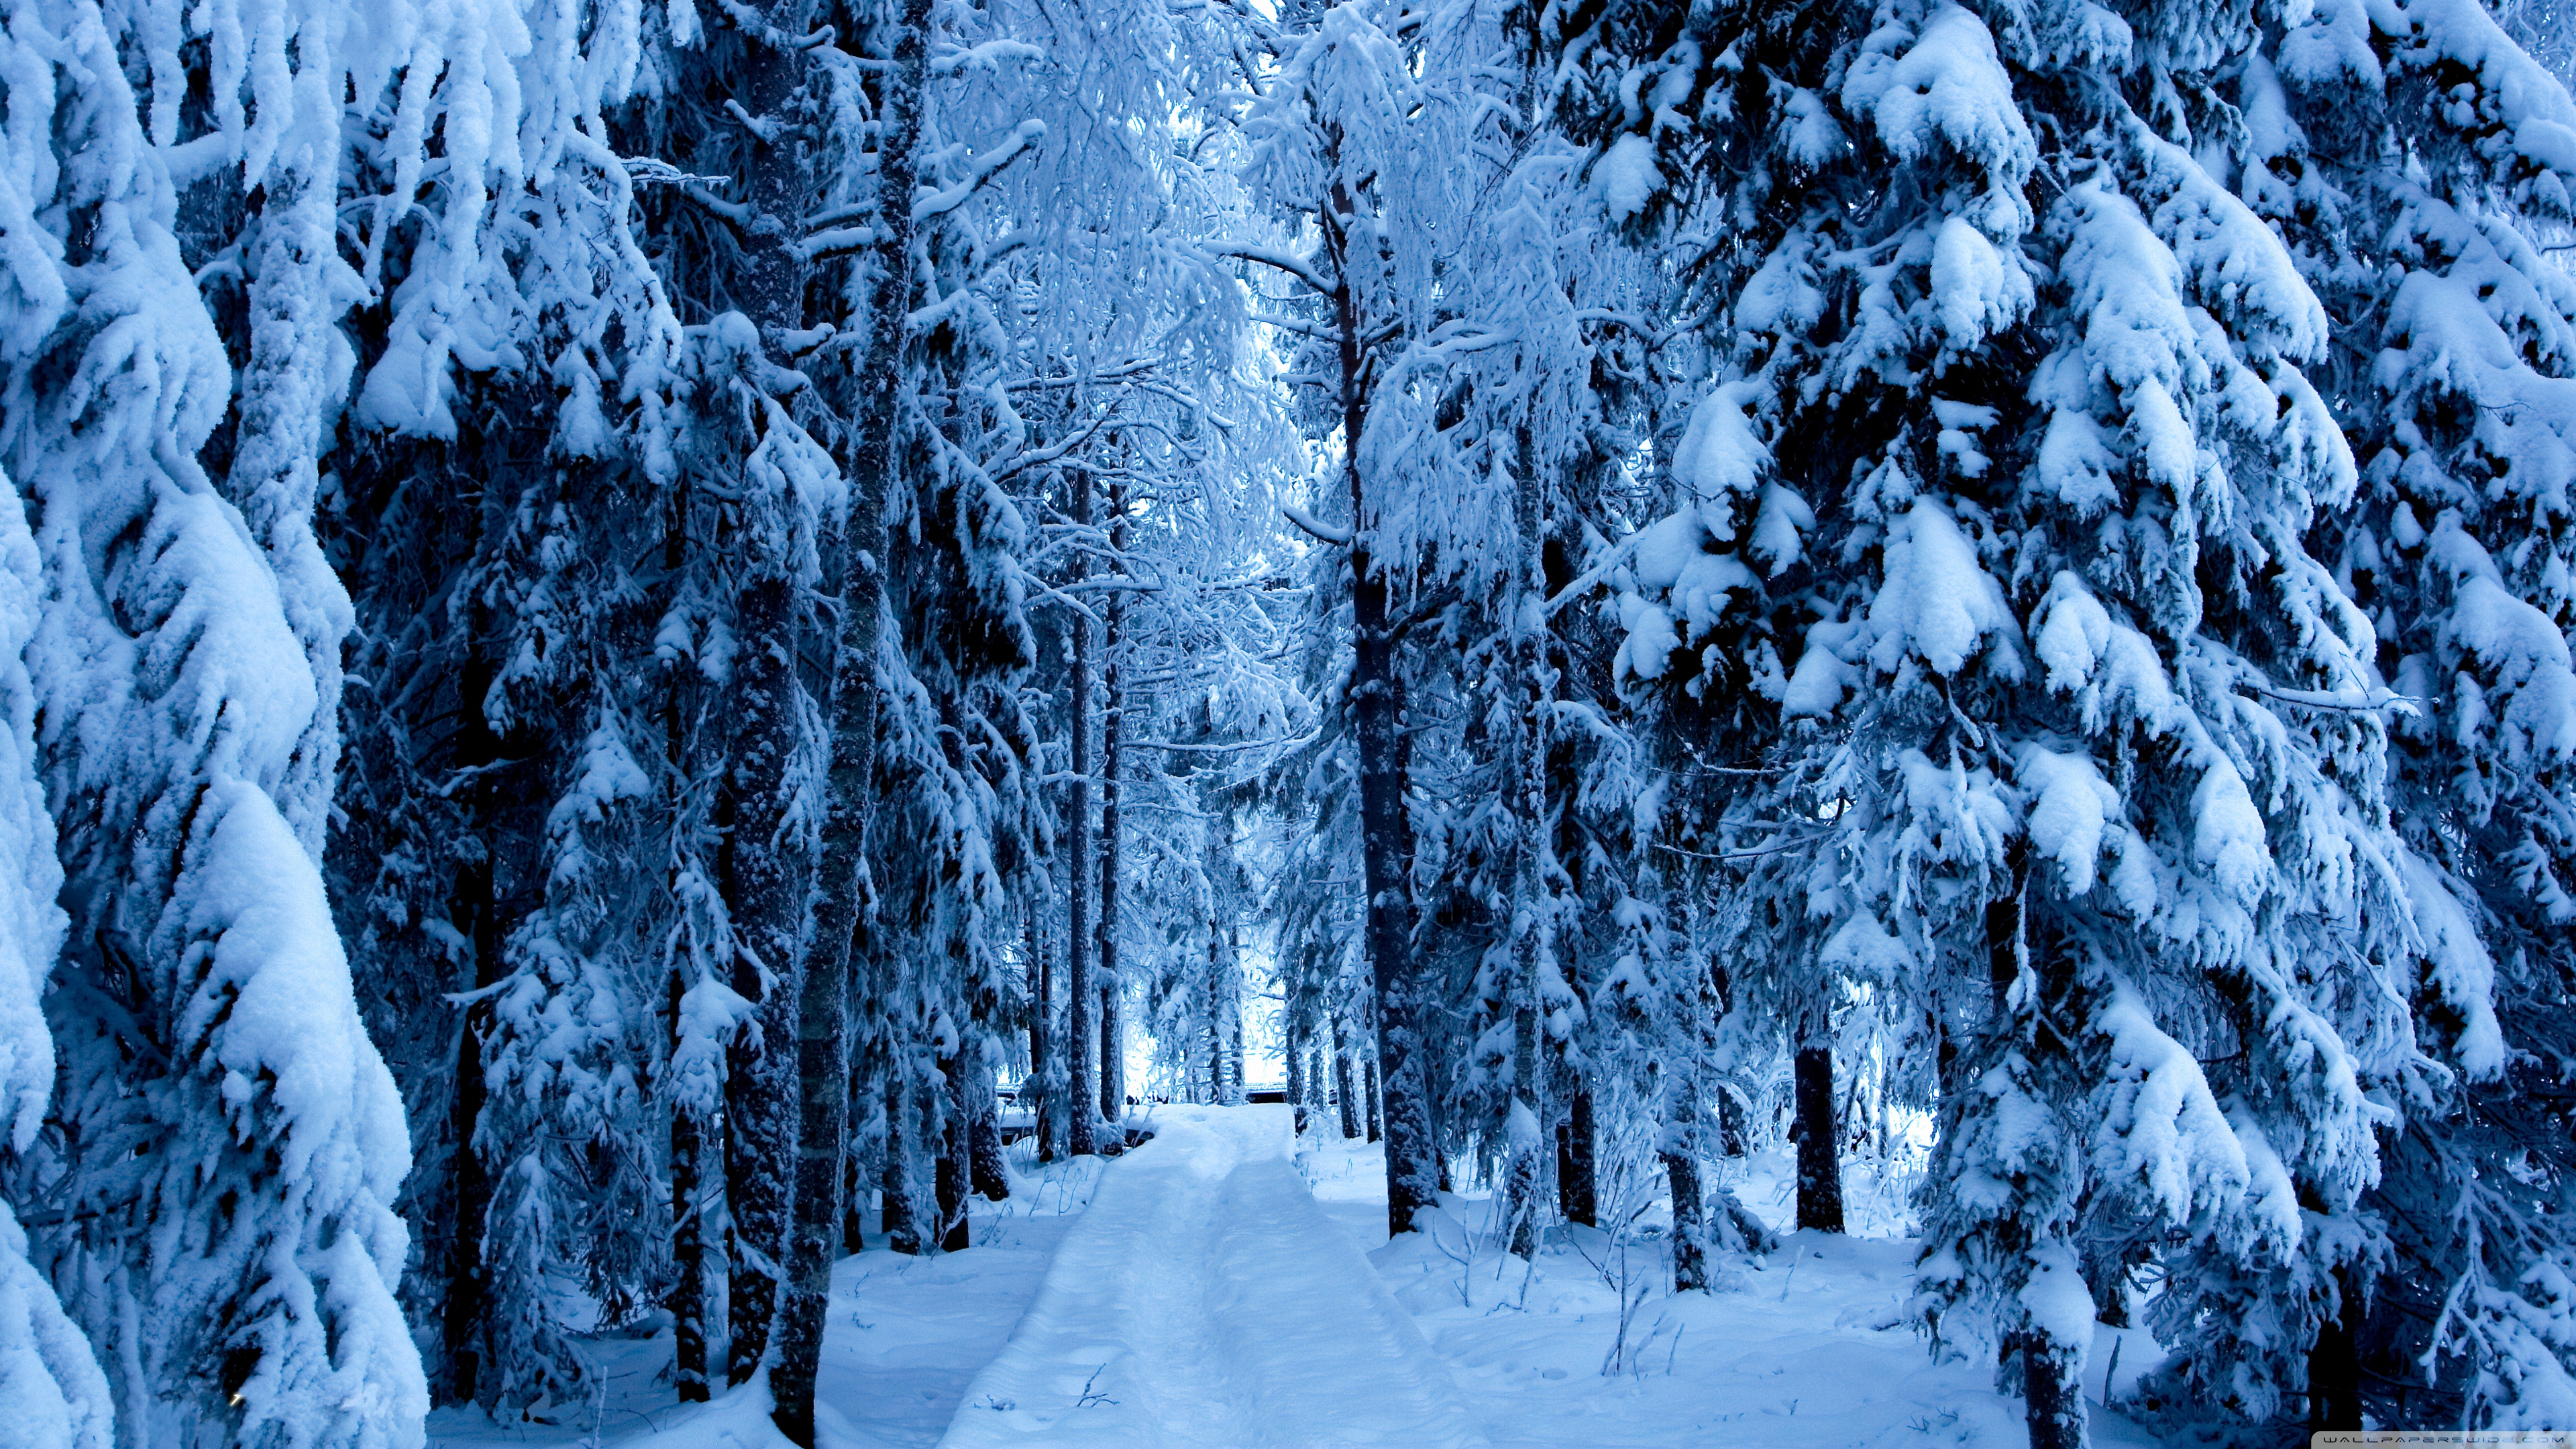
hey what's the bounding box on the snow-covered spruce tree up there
[319,0,718,1412]
[0,0,641,1436]
[1236,0,1471,1237]
[2252,0,2576,1425]
[1541,1,2452,1443]
[0,462,110,1449]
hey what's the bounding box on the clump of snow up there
[1864,502,2020,678]
[1843,4,2035,231]
[1593,134,1663,223]
[1929,215,2032,352]
[2093,985,2249,1224]
[2018,745,2118,896]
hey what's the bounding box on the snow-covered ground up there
[427,1103,2177,1448]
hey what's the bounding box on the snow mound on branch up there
[1929,215,2032,352]
[2093,985,2249,1224]
[1844,3,2034,229]
[2018,745,2117,896]
[2396,851,2507,1079]
[1865,502,2019,678]
[1593,134,1662,223]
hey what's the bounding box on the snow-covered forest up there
[0,0,2573,1444]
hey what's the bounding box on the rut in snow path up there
[935,1105,1489,1449]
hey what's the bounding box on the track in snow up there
[936,1105,1488,1449]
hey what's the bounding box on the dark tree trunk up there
[1066,467,1096,1159]
[1362,1043,1382,1142]
[669,975,711,1403]
[1228,926,1247,1100]
[720,1,862,1424]
[2309,1272,2362,1431]
[1030,903,1055,1161]
[660,478,712,1404]
[1099,987,1122,1127]
[1288,1020,1308,1136]
[1333,1015,1360,1139]
[1792,1035,1845,1234]
[1097,475,1126,1131]
[1207,921,1226,1105]
[880,1067,919,1253]
[440,875,498,1401]
[720,566,804,1389]
[938,1058,971,1252]
[2022,1336,2088,1449]
[1664,1149,1706,1292]
[1331,205,1437,1238]
[842,1136,868,1257]
[441,629,506,1405]
[1556,1084,1597,1229]
[971,1067,1010,1201]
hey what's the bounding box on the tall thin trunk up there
[669,977,710,1403]
[661,468,712,1404]
[1097,472,1126,1132]
[1792,1033,1845,1234]
[1029,902,1057,1162]
[1288,1018,1308,1136]
[1556,1084,1597,1228]
[439,590,523,1406]
[1362,1046,1381,1142]
[770,0,932,1429]
[1326,186,1436,1238]
[880,1069,918,1252]
[1228,926,1247,1101]
[2308,1269,2362,1430]
[1099,989,1123,1128]
[938,1056,971,1252]
[970,1065,1010,1200]
[720,562,804,1387]
[1066,467,1097,1158]
[1503,425,1553,1257]
[1664,1147,1706,1292]
[1332,1015,1360,1139]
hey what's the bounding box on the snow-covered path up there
[936,1106,1488,1449]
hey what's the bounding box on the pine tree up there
[2259,0,2576,1424]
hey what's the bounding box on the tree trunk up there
[1228,926,1247,1102]
[669,978,711,1403]
[1311,176,1439,1238]
[938,1057,971,1252]
[1556,1084,1597,1229]
[441,859,498,1402]
[2022,1334,2089,1449]
[1028,902,1056,1162]
[1066,467,1096,1159]
[1097,473,1126,1133]
[720,566,804,1389]
[1664,1149,1706,1292]
[1288,1020,1308,1136]
[1362,1048,1381,1142]
[2308,1271,2362,1431]
[1792,1032,1845,1234]
[1332,1014,1360,1139]
[971,1066,1010,1201]
[1207,920,1226,1106]
[880,1069,918,1253]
